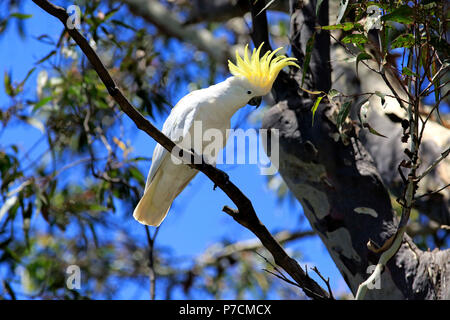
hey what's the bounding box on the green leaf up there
[391,34,414,49]
[10,13,32,20]
[327,89,341,100]
[300,87,324,95]
[19,67,36,87]
[111,19,137,31]
[129,167,145,185]
[35,50,56,65]
[33,96,53,112]
[35,34,54,45]
[103,6,121,21]
[336,100,352,129]
[341,34,368,44]
[322,22,361,31]
[4,71,14,96]
[364,123,388,138]
[402,67,418,77]
[356,52,372,77]
[311,95,324,126]
[89,204,109,212]
[382,5,414,24]
[336,0,349,24]
[302,33,316,86]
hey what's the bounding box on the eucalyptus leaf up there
[311,95,324,126]
[10,13,32,19]
[382,5,414,24]
[356,52,372,77]
[336,100,352,129]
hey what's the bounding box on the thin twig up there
[417,146,450,181]
[311,266,334,300]
[416,183,450,199]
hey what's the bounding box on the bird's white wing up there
[144,92,200,189]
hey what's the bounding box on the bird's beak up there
[248,96,262,108]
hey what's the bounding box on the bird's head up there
[228,43,299,107]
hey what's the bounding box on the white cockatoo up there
[133,43,299,226]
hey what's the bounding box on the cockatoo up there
[133,43,299,226]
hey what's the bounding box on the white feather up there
[133,76,257,226]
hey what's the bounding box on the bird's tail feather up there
[133,170,171,226]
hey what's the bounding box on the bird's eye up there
[247,90,252,95]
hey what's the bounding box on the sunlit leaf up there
[322,22,361,31]
[4,71,14,96]
[327,89,341,100]
[0,196,18,222]
[10,13,33,20]
[341,34,368,45]
[364,123,388,138]
[311,95,324,126]
[300,87,324,95]
[391,34,415,49]
[33,96,53,111]
[402,67,418,77]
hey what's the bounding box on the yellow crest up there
[228,43,299,94]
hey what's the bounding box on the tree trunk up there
[262,0,450,299]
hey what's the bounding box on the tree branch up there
[122,0,231,63]
[195,229,315,267]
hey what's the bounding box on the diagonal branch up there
[195,230,315,267]
[122,0,231,63]
[32,0,330,300]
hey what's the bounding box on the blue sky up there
[0,1,349,299]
